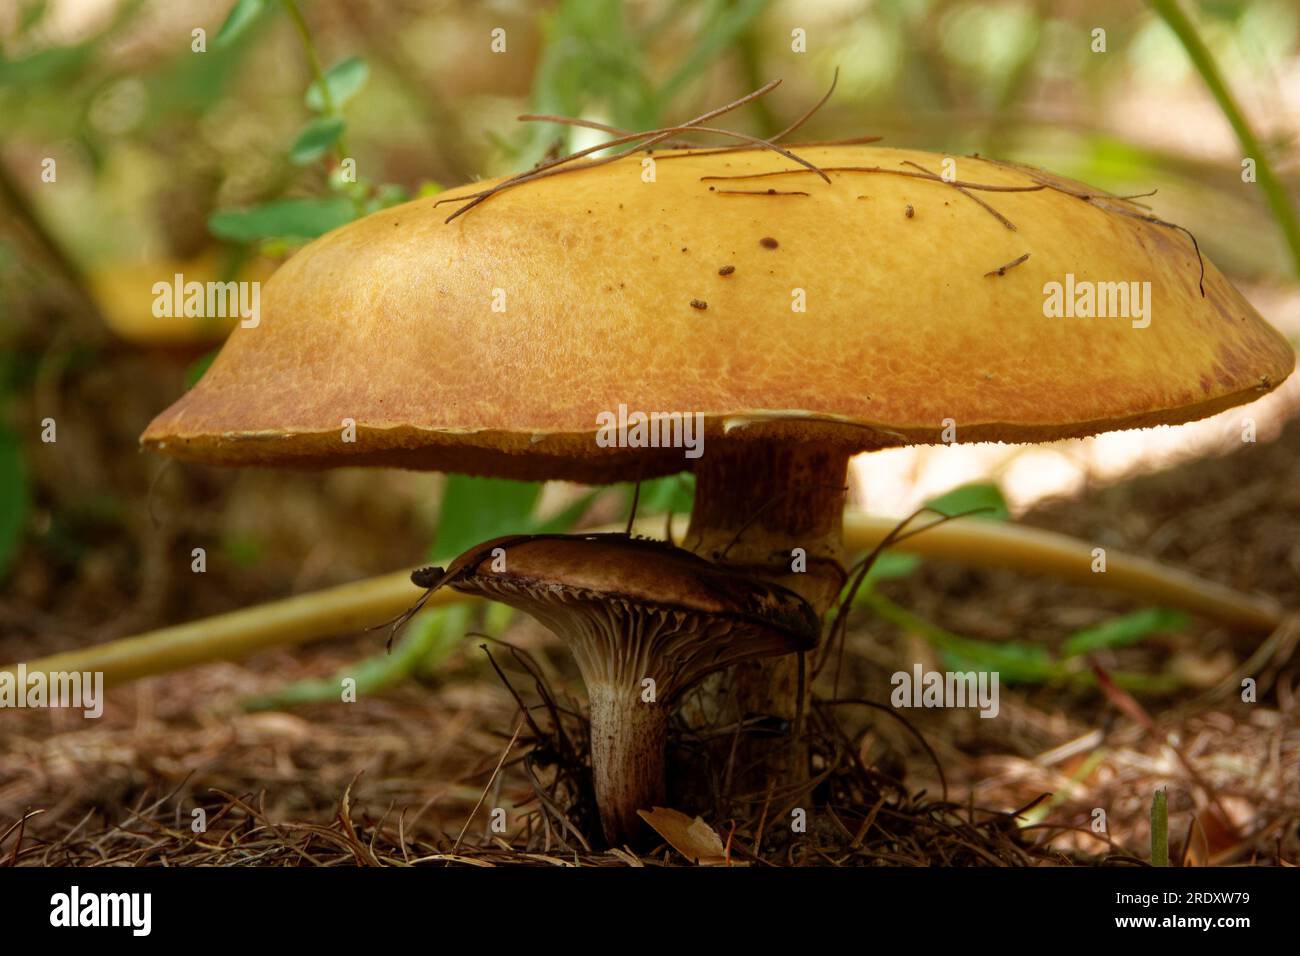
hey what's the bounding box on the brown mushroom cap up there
[141,145,1294,481]
[434,533,818,697]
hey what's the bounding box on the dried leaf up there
[637,807,743,865]
[1181,813,1209,867]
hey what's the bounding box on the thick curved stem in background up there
[682,440,851,791]
[6,510,1283,687]
[587,683,668,847]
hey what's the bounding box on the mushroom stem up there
[683,439,852,782]
[686,439,850,608]
[586,683,667,847]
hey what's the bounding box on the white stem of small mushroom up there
[586,682,668,847]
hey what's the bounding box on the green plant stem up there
[1151,789,1169,866]
[241,604,471,710]
[1150,0,1300,278]
[280,0,351,162]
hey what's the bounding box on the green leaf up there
[1062,608,1187,658]
[431,477,545,561]
[533,490,600,535]
[863,551,922,585]
[861,590,1053,681]
[208,196,355,242]
[925,482,1009,521]
[19,1,50,34]
[0,427,30,580]
[215,0,266,47]
[363,183,410,215]
[430,477,602,562]
[184,348,219,389]
[635,474,695,515]
[845,485,1007,596]
[657,0,773,105]
[221,533,263,568]
[940,640,1055,683]
[0,45,90,87]
[845,551,924,604]
[243,604,472,710]
[215,0,265,47]
[305,56,369,112]
[289,115,345,164]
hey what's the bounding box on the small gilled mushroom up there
[421,533,818,847]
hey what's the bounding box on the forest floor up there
[1,354,1296,865]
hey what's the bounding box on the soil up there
[1,348,1296,865]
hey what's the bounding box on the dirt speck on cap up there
[759,236,779,249]
[690,299,708,310]
[718,265,735,276]
[905,204,915,219]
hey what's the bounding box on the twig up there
[715,189,810,197]
[438,79,816,222]
[699,166,1048,192]
[985,253,1030,277]
[453,716,524,852]
[901,159,1018,230]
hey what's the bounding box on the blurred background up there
[1,0,1298,864]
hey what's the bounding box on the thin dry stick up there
[1091,665,1235,834]
[649,65,851,160]
[715,189,810,197]
[520,115,637,138]
[453,716,524,852]
[775,135,882,148]
[1107,188,1159,206]
[437,79,828,221]
[700,166,1048,192]
[767,65,841,143]
[900,159,1018,230]
[978,157,1207,296]
[439,121,828,222]
[1177,612,1300,715]
[651,134,883,162]
[447,120,832,217]
[816,506,995,692]
[438,78,784,220]
[480,68,858,216]
[521,755,593,853]
[625,479,642,536]
[519,66,845,153]
[519,69,870,167]
[985,253,1030,277]
[709,157,1208,295]
[479,643,550,748]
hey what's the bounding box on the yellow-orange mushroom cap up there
[141,145,1294,482]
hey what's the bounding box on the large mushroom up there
[421,532,818,845]
[142,144,1294,795]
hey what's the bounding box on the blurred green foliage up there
[0,0,1295,667]
[924,482,1011,522]
[0,427,29,580]
[846,482,1189,689]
